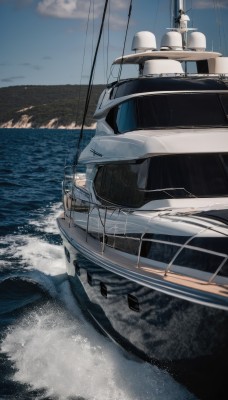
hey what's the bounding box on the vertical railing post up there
[86,204,92,242]
[137,233,145,268]
[101,207,108,254]
[164,227,209,276]
[208,256,228,284]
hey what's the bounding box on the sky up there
[0,0,228,88]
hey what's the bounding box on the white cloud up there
[37,0,91,19]
[108,13,129,30]
[37,0,128,22]
[111,0,128,11]
[193,0,228,9]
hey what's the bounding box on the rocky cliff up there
[0,85,104,129]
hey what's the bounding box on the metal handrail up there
[164,227,211,277]
[93,220,228,283]
[111,217,224,282]
[66,175,228,284]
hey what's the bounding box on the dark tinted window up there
[142,242,178,263]
[106,93,228,133]
[94,162,145,207]
[142,241,227,276]
[94,154,228,207]
[175,248,223,274]
[146,154,228,198]
[106,234,139,256]
[140,93,228,128]
[111,77,228,99]
[116,100,138,132]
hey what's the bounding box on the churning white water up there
[1,203,197,400]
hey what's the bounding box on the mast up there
[173,0,189,48]
[173,0,185,28]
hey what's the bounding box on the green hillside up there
[0,84,105,128]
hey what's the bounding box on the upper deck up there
[108,76,228,100]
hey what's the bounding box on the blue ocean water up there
[0,128,196,400]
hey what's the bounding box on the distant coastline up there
[0,84,104,130]
[0,116,97,130]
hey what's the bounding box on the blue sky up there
[0,0,228,87]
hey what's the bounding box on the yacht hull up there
[58,217,228,400]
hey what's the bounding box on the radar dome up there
[132,31,157,53]
[188,32,206,51]
[143,59,184,75]
[160,31,183,50]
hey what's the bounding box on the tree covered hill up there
[0,84,105,128]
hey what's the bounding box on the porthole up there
[128,294,140,312]
[100,282,107,298]
[87,272,93,286]
[73,260,80,276]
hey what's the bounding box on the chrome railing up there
[64,171,228,285]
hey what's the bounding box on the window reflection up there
[106,93,228,133]
[94,153,228,207]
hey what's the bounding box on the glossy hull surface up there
[61,233,228,400]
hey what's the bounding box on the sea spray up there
[1,301,196,400]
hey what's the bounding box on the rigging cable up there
[106,0,110,82]
[117,0,133,81]
[75,0,93,127]
[91,0,95,69]
[74,0,109,168]
[102,0,110,83]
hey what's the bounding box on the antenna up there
[171,0,195,49]
[173,0,185,28]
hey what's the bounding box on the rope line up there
[74,0,109,169]
[117,0,133,81]
[75,0,92,127]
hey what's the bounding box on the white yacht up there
[57,1,228,398]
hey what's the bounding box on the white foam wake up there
[1,202,197,399]
[1,300,196,400]
[28,202,63,234]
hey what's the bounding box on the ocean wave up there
[0,272,61,315]
[0,277,49,315]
